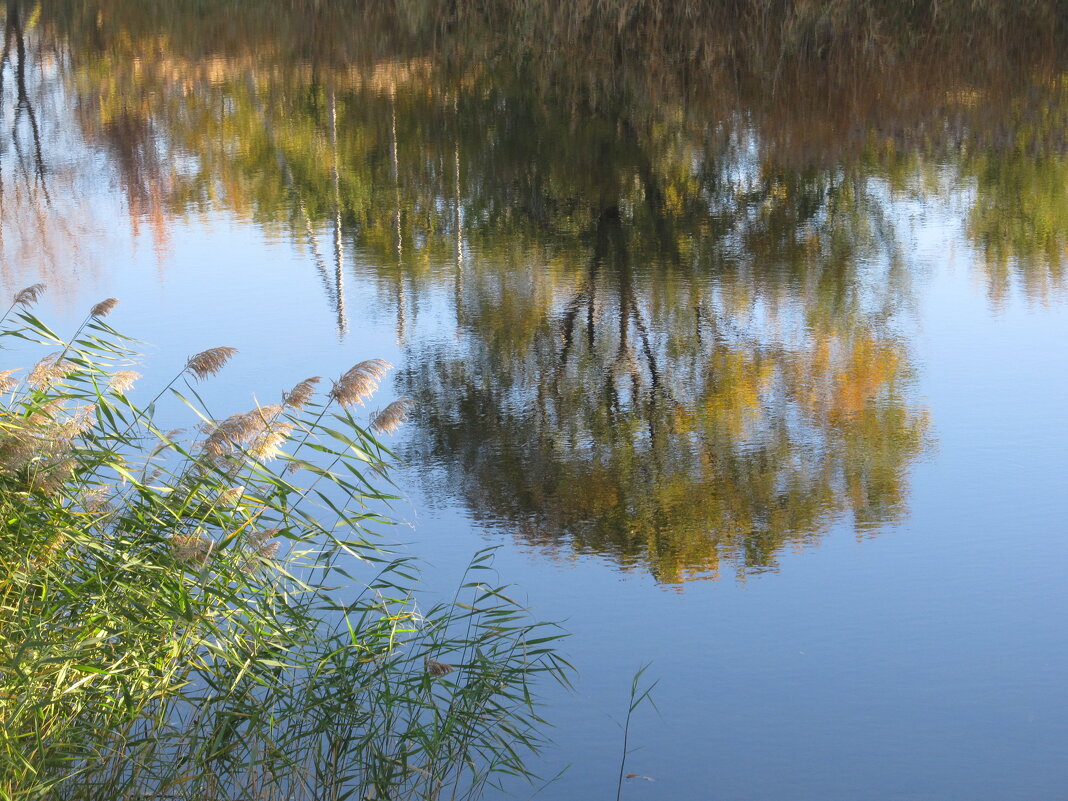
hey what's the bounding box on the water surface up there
[3,5,1068,798]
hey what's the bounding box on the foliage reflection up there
[12,1,1068,579]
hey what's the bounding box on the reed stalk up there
[0,289,570,801]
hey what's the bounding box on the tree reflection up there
[0,1,102,294]
[398,182,928,581]
[20,1,1068,579]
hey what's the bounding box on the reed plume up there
[283,376,321,409]
[370,398,411,435]
[13,283,46,307]
[185,347,239,380]
[426,656,456,678]
[150,428,186,458]
[27,457,76,495]
[201,403,283,460]
[329,359,392,407]
[217,485,246,505]
[202,412,264,456]
[108,370,141,393]
[27,354,72,389]
[90,298,119,318]
[249,528,281,559]
[83,487,114,514]
[56,406,95,441]
[28,397,64,424]
[170,532,213,566]
[0,369,18,392]
[249,421,293,461]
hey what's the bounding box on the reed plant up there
[0,286,569,801]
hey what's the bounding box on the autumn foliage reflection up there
[20,0,1068,580]
[399,207,928,582]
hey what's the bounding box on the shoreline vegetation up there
[0,286,569,800]
[40,0,1067,97]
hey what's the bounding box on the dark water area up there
[4,3,1068,798]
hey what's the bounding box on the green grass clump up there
[0,286,569,801]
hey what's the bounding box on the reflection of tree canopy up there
[399,201,928,582]
[33,0,1068,312]
[0,1,101,292]
[19,1,1068,578]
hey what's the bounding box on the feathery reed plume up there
[0,369,18,392]
[170,533,213,566]
[28,398,63,424]
[252,403,283,423]
[56,406,96,442]
[0,402,96,479]
[201,404,282,460]
[27,458,76,495]
[90,298,119,318]
[370,398,411,435]
[108,371,141,393]
[283,376,321,409]
[0,429,36,474]
[201,412,261,457]
[218,486,246,505]
[248,528,280,559]
[27,355,72,389]
[329,359,392,407]
[185,347,238,380]
[13,283,45,307]
[425,656,455,678]
[248,422,293,462]
[83,487,114,514]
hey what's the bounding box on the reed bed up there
[0,286,569,801]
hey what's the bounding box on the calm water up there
[4,5,1068,798]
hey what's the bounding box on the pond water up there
[4,4,1068,799]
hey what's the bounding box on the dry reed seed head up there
[201,404,285,462]
[249,528,281,559]
[329,359,393,407]
[83,487,114,514]
[27,354,73,389]
[425,657,455,678]
[0,369,19,392]
[90,297,119,318]
[108,370,141,393]
[202,410,266,454]
[3,400,88,469]
[170,533,213,566]
[370,398,412,435]
[283,376,321,409]
[252,403,283,424]
[346,358,392,381]
[0,434,35,475]
[27,398,64,425]
[185,346,238,380]
[55,406,96,442]
[248,422,293,461]
[13,283,45,307]
[218,485,246,505]
[27,457,76,494]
